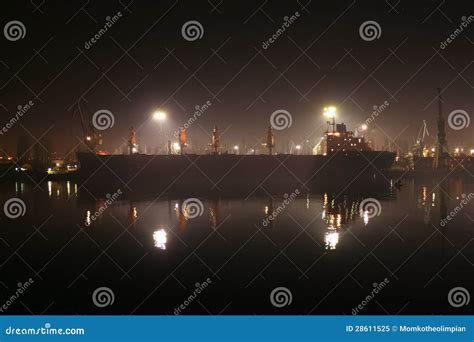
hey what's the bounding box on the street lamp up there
[153,111,167,121]
[153,110,168,154]
[323,106,337,133]
[295,145,301,154]
[233,145,239,154]
[173,142,181,154]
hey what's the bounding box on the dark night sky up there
[0,0,473,157]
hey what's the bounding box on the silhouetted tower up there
[266,126,275,155]
[434,88,449,169]
[211,126,219,154]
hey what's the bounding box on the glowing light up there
[323,106,337,118]
[85,210,91,226]
[295,145,301,150]
[233,145,239,150]
[153,229,168,250]
[324,231,339,250]
[471,149,474,156]
[361,124,368,131]
[363,211,369,225]
[173,142,181,151]
[86,136,92,141]
[153,111,167,121]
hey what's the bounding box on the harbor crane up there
[413,120,429,157]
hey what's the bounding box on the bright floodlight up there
[361,124,368,131]
[153,111,167,121]
[295,145,301,150]
[173,142,181,151]
[323,106,337,118]
[233,145,239,150]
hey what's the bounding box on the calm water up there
[0,177,472,314]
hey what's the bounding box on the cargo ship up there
[76,120,396,195]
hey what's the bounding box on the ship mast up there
[434,88,449,169]
[128,127,137,155]
[179,128,186,155]
[266,125,275,155]
[211,126,219,155]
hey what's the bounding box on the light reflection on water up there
[1,177,472,314]
[6,177,473,254]
[153,229,168,250]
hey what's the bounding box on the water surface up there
[0,177,472,314]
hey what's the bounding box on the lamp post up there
[323,106,337,133]
[153,111,167,122]
[152,110,167,154]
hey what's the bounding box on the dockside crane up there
[72,98,102,152]
[413,120,429,157]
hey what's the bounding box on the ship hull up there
[76,151,396,195]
